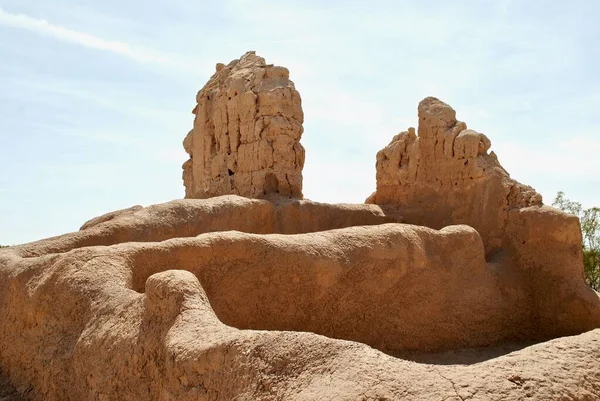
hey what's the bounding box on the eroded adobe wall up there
[1,208,599,400]
[367,97,542,253]
[182,51,305,199]
[1,55,600,401]
[8,196,397,258]
[0,223,522,400]
[367,97,599,338]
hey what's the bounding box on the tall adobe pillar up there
[183,51,305,199]
[367,97,543,253]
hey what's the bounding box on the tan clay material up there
[1,204,599,399]
[367,96,599,339]
[367,96,542,253]
[183,51,305,199]
[1,54,599,400]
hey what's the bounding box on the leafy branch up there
[553,192,600,290]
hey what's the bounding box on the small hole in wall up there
[228,169,234,176]
[265,173,279,194]
[522,241,526,245]
[464,160,469,166]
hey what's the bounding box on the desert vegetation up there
[553,192,600,290]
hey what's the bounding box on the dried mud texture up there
[183,51,305,199]
[1,196,600,400]
[9,196,396,258]
[0,368,22,401]
[367,97,599,340]
[367,96,542,252]
[2,61,600,400]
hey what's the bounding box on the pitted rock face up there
[367,97,542,252]
[182,51,305,199]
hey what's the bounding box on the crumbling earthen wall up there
[182,51,305,199]
[367,97,542,253]
[1,54,600,401]
[367,97,594,338]
[1,196,600,400]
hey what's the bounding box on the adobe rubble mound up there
[182,51,305,199]
[1,54,599,401]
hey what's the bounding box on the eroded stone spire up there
[367,97,542,251]
[183,51,305,199]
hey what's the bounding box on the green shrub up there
[553,191,600,290]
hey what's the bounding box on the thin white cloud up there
[0,7,169,64]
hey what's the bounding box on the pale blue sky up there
[1,0,599,245]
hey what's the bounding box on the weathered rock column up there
[367,97,541,252]
[182,51,305,199]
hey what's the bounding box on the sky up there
[0,0,599,245]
